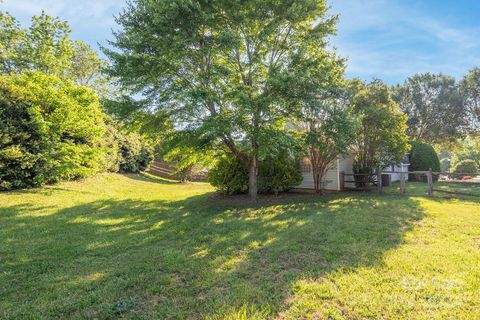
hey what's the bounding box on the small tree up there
[351,80,409,179]
[271,41,353,194]
[303,104,356,193]
[451,135,480,169]
[440,158,451,173]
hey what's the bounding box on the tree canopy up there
[105,0,340,200]
[392,73,467,145]
[351,80,410,174]
[461,68,480,132]
[0,10,110,96]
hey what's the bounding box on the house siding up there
[296,156,409,191]
[385,163,409,182]
[296,158,340,191]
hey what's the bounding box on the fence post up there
[377,167,382,193]
[427,168,433,197]
[400,172,406,194]
[339,171,345,192]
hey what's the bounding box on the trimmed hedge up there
[409,141,440,181]
[452,160,478,178]
[208,153,302,195]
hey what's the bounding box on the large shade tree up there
[104,0,339,200]
[391,73,467,145]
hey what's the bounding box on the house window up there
[300,157,312,173]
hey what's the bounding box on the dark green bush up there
[97,116,154,174]
[98,119,122,173]
[0,72,106,190]
[257,154,303,194]
[452,160,478,177]
[409,141,440,181]
[208,153,302,195]
[118,132,154,173]
[207,155,249,195]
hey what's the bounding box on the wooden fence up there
[341,172,381,192]
[340,169,480,197]
[148,161,207,182]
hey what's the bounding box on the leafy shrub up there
[118,132,154,173]
[352,164,375,188]
[452,160,478,178]
[208,153,302,195]
[257,153,303,194]
[0,72,106,190]
[97,116,154,174]
[208,155,248,195]
[450,136,480,169]
[98,119,122,173]
[409,141,440,181]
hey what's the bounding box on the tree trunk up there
[248,156,258,202]
[315,173,322,194]
[313,167,326,195]
[312,165,321,194]
[310,148,324,195]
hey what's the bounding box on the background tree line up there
[1,1,479,196]
[391,70,480,175]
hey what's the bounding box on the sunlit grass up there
[0,173,479,319]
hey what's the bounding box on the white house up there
[296,155,410,191]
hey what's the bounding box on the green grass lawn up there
[1,174,479,319]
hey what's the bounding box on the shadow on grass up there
[1,191,428,319]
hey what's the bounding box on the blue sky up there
[2,0,480,84]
